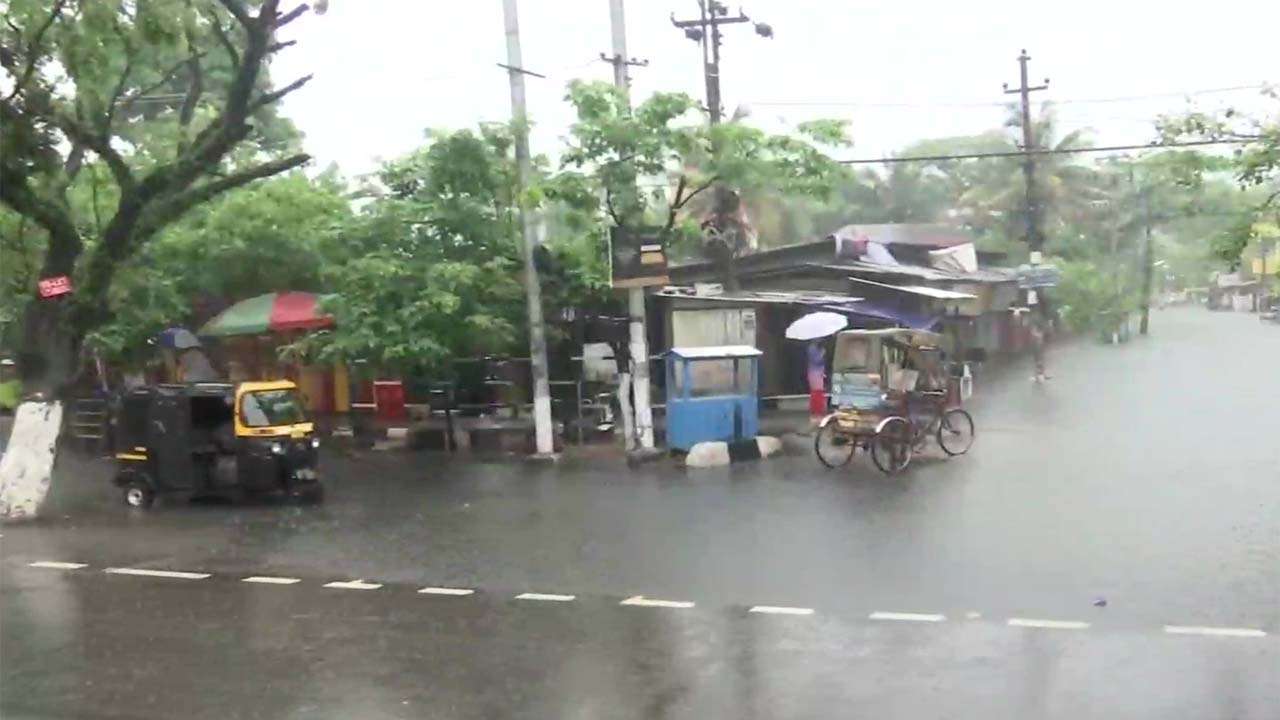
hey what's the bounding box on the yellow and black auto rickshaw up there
[113,380,323,508]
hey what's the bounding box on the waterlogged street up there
[2,308,1277,718]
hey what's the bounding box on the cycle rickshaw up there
[814,328,974,474]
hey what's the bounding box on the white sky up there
[271,0,1279,178]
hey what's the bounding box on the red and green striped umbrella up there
[198,292,335,338]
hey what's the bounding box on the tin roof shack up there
[666,223,1022,364]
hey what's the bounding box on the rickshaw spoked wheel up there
[814,422,856,468]
[871,417,913,475]
[937,408,975,456]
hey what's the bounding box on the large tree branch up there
[204,7,240,66]
[149,153,311,229]
[276,4,310,27]
[3,0,67,102]
[135,0,284,201]
[248,73,311,112]
[177,39,205,130]
[0,161,82,276]
[117,51,208,112]
[674,176,716,210]
[73,152,310,330]
[216,0,252,26]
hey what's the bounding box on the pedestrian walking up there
[807,340,826,423]
[1029,316,1049,382]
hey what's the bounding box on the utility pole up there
[502,0,554,456]
[601,0,654,452]
[672,1,773,124]
[1003,50,1049,261]
[671,1,772,286]
[1139,187,1154,335]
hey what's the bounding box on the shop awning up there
[199,292,335,338]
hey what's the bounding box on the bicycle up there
[869,390,974,475]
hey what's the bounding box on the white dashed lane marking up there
[28,561,88,570]
[15,561,1277,638]
[104,567,210,580]
[418,587,475,596]
[1164,625,1267,638]
[869,611,947,623]
[323,579,383,590]
[515,592,576,602]
[749,605,814,616]
[620,595,695,609]
[1008,618,1091,630]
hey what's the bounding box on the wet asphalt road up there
[3,307,1278,718]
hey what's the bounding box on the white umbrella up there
[785,311,848,341]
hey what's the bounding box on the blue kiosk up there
[665,345,761,451]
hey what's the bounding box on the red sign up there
[38,275,73,299]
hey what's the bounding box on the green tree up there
[1,0,317,519]
[80,171,352,366]
[1158,87,1280,266]
[1,0,313,394]
[303,126,601,375]
[559,80,851,287]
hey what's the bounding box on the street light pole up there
[502,0,554,456]
[671,1,772,288]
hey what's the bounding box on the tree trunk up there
[0,401,63,520]
[0,299,80,522]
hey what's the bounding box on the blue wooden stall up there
[665,346,761,451]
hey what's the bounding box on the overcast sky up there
[271,0,1278,178]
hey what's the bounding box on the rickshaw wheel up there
[122,479,155,509]
[871,417,913,475]
[814,422,856,468]
[937,409,975,456]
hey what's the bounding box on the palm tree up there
[955,105,1106,250]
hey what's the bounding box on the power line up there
[746,84,1266,110]
[837,138,1256,165]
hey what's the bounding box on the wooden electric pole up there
[501,0,554,456]
[1004,50,1049,259]
[601,0,655,452]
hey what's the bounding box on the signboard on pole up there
[609,226,669,289]
[1017,264,1061,289]
[38,275,73,299]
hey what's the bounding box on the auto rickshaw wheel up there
[122,479,155,509]
[298,484,325,505]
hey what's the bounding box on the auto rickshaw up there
[113,380,323,508]
[815,328,972,473]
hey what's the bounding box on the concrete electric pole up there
[1003,50,1049,259]
[502,0,554,456]
[601,0,655,451]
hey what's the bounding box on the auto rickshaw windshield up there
[240,389,308,427]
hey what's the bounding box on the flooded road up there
[3,307,1278,718]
